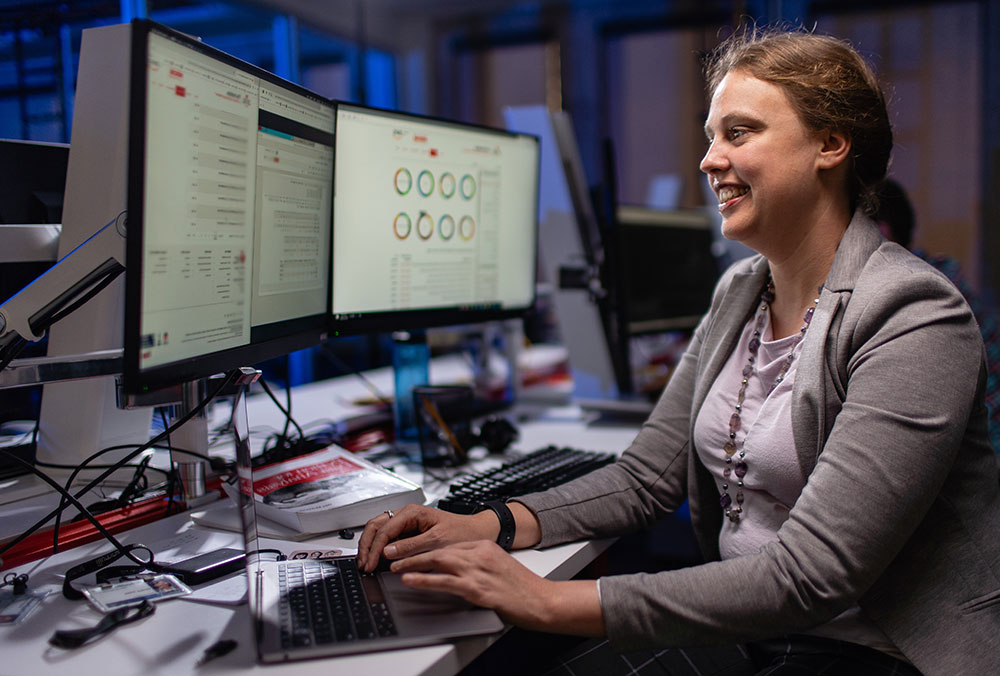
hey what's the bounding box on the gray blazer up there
[517,213,1000,675]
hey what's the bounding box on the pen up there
[197,639,238,666]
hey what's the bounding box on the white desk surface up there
[0,370,642,676]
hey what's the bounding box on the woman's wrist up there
[476,500,516,550]
[526,579,605,635]
[470,509,503,541]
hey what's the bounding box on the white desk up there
[1,376,642,676]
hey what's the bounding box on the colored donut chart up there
[417,170,435,197]
[460,174,477,200]
[393,212,412,240]
[438,214,456,240]
[394,168,412,195]
[440,172,456,199]
[459,215,476,241]
[417,212,434,240]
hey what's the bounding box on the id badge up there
[82,574,192,613]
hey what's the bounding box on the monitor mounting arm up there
[0,211,127,369]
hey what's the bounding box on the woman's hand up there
[356,504,499,573]
[389,541,605,635]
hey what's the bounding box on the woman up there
[358,28,1000,675]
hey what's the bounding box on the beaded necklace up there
[720,278,821,523]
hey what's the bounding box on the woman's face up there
[701,70,831,255]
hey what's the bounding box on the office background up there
[2,0,998,367]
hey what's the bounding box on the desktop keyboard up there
[278,558,396,648]
[436,445,616,514]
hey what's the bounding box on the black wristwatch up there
[477,500,516,551]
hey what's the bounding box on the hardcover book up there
[224,445,425,534]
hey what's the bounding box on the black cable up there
[282,355,293,448]
[51,374,233,552]
[0,449,154,569]
[258,378,305,452]
[34,458,171,479]
[319,343,393,408]
[0,370,236,561]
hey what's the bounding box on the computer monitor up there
[614,205,718,336]
[330,103,540,335]
[122,20,334,395]
[0,139,69,226]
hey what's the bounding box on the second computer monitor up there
[331,104,540,334]
[124,20,333,394]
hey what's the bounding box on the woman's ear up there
[816,129,852,170]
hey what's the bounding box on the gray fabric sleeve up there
[597,261,985,649]
[513,262,737,547]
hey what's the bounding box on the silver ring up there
[384,509,394,519]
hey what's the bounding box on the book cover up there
[225,445,425,534]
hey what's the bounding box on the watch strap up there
[478,500,516,551]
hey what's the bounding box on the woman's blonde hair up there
[705,28,892,215]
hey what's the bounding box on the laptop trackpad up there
[380,572,505,636]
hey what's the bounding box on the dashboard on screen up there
[124,20,333,393]
[330,103,540,334]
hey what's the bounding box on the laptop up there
[230,371,505,662]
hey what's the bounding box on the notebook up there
[230,373,505,662]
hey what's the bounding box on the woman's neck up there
[766,219,846,338]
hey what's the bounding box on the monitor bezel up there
[123,19,331,395]
[328,102,540,337]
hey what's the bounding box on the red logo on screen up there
[175,86,186,97]
[430,149,438,157]
[169,69,183,79]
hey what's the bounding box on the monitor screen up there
[124,21,333,394]
[615,206,719,335]
[330,103,539,334]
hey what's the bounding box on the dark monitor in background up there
[0,139,69,226]
[615,205,718,336]
[330,103,540,335]
[123,20,334,395]
[0,140,68,469]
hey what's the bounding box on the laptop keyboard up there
[278,558,397,648]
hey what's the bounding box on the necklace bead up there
[719,278,821,523]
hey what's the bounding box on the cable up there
[258,378,305,454]
[0,370,236,561]
[50,377,232,551]
[319,343,393,408]
[281,355,293,448]
[0,449,154,570]
[34,458,170,480]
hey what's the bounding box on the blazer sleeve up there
[514,262,746,546]
[596,252,987,650]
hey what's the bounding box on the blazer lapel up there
[791,211,885,475]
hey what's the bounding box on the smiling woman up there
[356,26,1000,676]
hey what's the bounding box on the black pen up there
[197,639,238,666]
